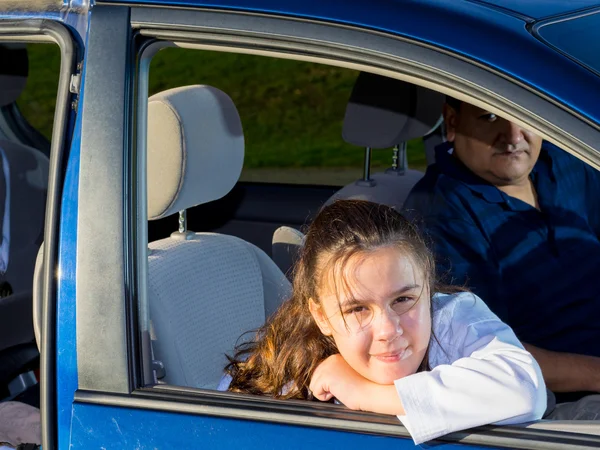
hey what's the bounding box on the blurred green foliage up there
[17,43,60,141]
[19,44,427,170]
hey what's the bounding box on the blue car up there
[1,0,600,448]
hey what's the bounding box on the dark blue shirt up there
[404,142,600,359]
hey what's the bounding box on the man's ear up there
[309,298,332,336]
[443,103,458,142]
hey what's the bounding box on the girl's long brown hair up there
[225,199,458,399]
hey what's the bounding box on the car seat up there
[146,85,291,390]
[325,72,444,208]
[271,73,444,278]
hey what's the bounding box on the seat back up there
[271,75,445,276]
[271,225,304,281]
[328,73,444,209]
[147,85,290,389]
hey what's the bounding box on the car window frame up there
[73,4,600,449]
[0,18,78,450]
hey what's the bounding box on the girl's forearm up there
[362,383,406,416]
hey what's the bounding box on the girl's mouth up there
[372,347,412,363]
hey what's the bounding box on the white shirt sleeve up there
[394,293,547,444]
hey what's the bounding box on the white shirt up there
[395,292,547,444]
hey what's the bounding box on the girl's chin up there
[369,366,417,385]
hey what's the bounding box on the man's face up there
[444,102,543,187]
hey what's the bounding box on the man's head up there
[443,97,543,187]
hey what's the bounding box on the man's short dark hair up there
[446,96,462,111]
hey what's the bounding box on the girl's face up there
[310,246,431,385]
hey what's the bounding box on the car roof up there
[105,0,600,21]
[110,0,600,125]
[471,0,600,20]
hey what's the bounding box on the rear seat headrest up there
[0,44,28,107]
[147,85,244,220]
[342,72,444,148]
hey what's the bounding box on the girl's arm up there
[394,294,547,444]
[310,354,405,415]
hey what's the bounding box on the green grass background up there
[18,44,427,173]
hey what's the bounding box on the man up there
[404,98,600,408]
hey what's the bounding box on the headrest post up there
[362,147,371,181]
[178,210,187,234]
[170,210,195,240]
[356,147,376,187]
[399,141,407,172]
[385,142,408,176]
[391,145,399,170]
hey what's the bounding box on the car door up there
[0,5,84,449]
[55,2,600,450]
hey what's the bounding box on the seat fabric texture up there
[147,85,290,389]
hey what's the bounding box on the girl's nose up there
[375,309,403,342]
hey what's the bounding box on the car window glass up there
[149,47,425,186]
[16,43,60,142]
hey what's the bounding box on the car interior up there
[143,57,453,389]
[0,43,50,407]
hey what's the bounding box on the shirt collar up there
[434,142,505,203]
[434,141,554,205]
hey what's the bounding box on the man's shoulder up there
[404,164,475,219]
[538,141,592,189]
[540,141,584,169]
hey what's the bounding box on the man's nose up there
[501,120,524,146]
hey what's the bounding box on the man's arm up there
[523,343,600,393]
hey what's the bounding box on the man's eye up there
[479,113,498,123]
[393,296,412,304]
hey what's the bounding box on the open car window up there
[138,30,600,449]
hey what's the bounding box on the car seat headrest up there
[147,85,244,220]
[342,72,444,148]
[0,44,28,107]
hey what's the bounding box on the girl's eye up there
[344,305,366,315]
[479,113,498,123]
[392,297,416,314]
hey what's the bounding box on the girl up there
[225,200,546,444]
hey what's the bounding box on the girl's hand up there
[309,354,406,415]
[309,354,370,410]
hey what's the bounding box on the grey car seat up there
[146,85,291,390]
[325,72,444,208]
[271,74,444,278]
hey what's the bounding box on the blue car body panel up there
[473,0,600,20]
[68,402,493,449]
[535,9,600,76]
[56,103,81,450]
